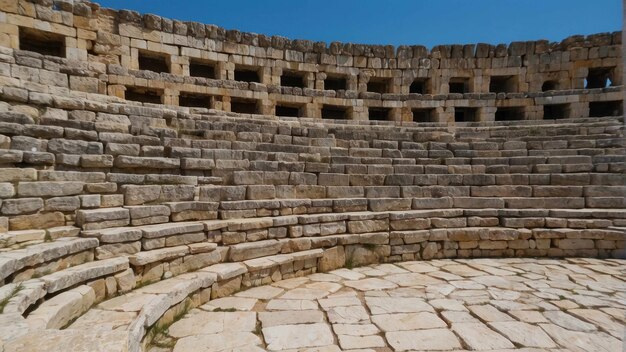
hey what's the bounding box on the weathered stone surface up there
[229,240,282,261]
[17,181,84,197]
[263,323,334,351]
[489,321,556,348]
[386,329,462,351]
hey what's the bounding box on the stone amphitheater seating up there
[0,86,624,350]
[0,2,624,351]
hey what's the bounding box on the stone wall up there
[0,0,622,122]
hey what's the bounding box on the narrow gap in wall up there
[125,87,163,104]
[138,51,169,73]
[543,104,569,119]
[412,108,436,122]
[449,78,470,94]
[368,107,391,121]
[409,79,429,94]
[19,27,65,57]
[495,107,525,121]
[275,104,302,117]
[489,75,517,93]
[234,67,260,83]
[179,93,213,109]
[231,98,258,114]
[541,80,558,92]
[324,76,347,91]
[189,59,216,79]
[585,67,615,89]
[321,105,348,119]
[454,107,478,122]
[280,71,306,88]
[589,101,623,117]
[367,78,390,94]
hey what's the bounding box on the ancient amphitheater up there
[0,1,624,351]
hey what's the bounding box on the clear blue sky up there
[97,0,622,48]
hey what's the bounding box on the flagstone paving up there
[150,258,625,352]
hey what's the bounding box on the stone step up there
[67,270,217,348]
[2,256,129,317]
[25,284,95,330]
[243,248,324,271]
[38,256,129,294]
[0,237,99,283]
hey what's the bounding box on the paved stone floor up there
[150,258,625,352]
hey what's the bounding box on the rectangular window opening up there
[234,67,260,83]
[543,104,570,120]
[189,59,216,79]
[495,107,525,121]
[231,98,258,114]
[449,78,470,94]
[367,78,390,94]
[138,51,169,73]
[125,87,163,104]
[585,67,616,89]
[179,93,213,109]
[368,107,391,121]
[19,27,65,57]
[275,104,303,117]
[489,75,517,93]
[281,71,306,88]
[454,107,478,122]
[324,76,347,91]
[409,78,430,94]
[321,105,348,120]
[412,108,436,123]
[589,101,623,117]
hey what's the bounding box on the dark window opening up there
[189,59,216,79]
[179,93,213,109]
[409,79,430,94]
[489,75,517,93]
[275,104,303,117]
[138,52,169,73]
[495,107,525,121]
[585,67,615,89]
[324,76,347,91]
[231,99,258,114]
[125,87,162,104]
[589,101,623,117]
[368,107,391,121]
[412,108,436,123]
[281,71,306,88]
[367,78,390,94]
[542,80,559,92]
[19,27,65,57]
[234,67,260,83]
[543,104,570,120]
[449,78,470,94]
[454,107,478,122]
[321,105,348,119]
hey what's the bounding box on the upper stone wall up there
[0,0,623,122]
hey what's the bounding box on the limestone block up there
[121,185,162,205]
[229,240,282,261]
[17,182,84,197]
[43,257,129,293]
[129,245,189,266]
[9,212,65,230]
[1,197,43,215]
